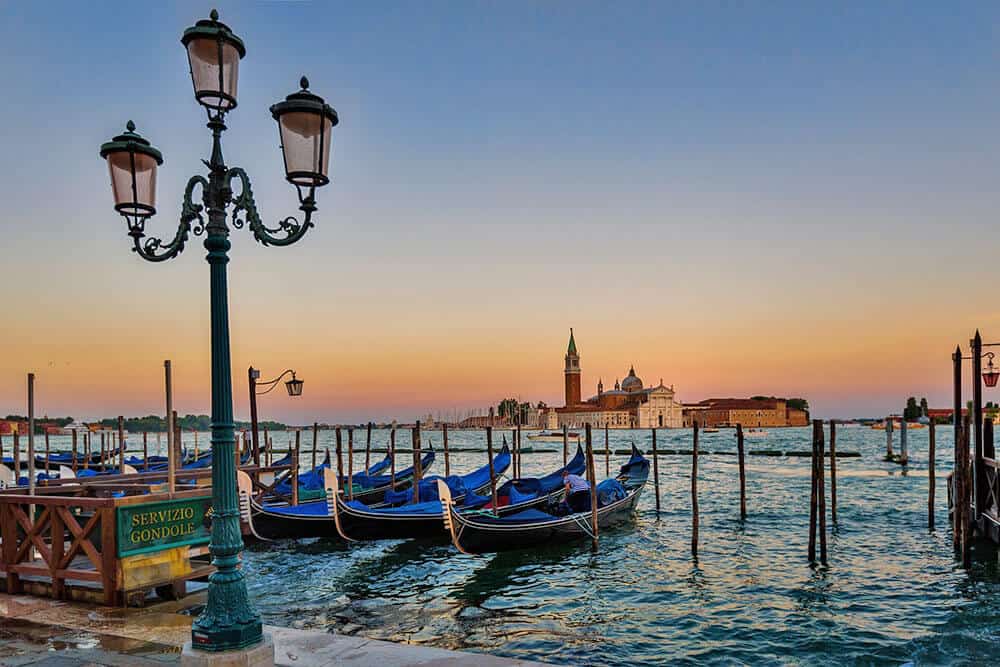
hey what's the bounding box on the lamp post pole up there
[98,11,336,655]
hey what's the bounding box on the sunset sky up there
[2,2,1000,423]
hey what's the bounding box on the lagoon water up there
[36,425,1000,664]
[231,425,1000,665]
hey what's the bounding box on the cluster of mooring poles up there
[949,329,1000,566]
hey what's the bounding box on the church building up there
[546,329,684,429]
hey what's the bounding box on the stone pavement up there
[0,594,551,666]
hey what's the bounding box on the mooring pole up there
[389,424,396,490]
[817,420,828,565]
[307,422,315,471]
[651,427,661,513]
[928,420,936,531]
[347,428,354,502]
[143,431,149,471]
[486,426,498,511]
[962,417,972,569]
[585,423,599,550]
[292,430,300,506]
[44,431,50,470]
[900,417,908,465]
[118,416,126,474]
[412,424,422,504]
[829,420,837,523]
[736,423,746,520]
[952,346,962,550]
[973,331,984,523]
[604,423,610,477]
[71,430,78,473]
[443,422,450,477]
[808,420,819,563]
[335,427,343,489]
[562,424,568,468]
[365,421,372,473]
[691,421,699,557]
[886,417,893,459]
[27,373,35,496]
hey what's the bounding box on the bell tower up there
[564,328,581,406]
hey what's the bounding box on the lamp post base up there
[182,633,274,667]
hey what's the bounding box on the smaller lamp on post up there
[285,373,304,397]
[99,121,163,221]
[983,352,999,388]
[181,9,246,112]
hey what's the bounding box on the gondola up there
[269,450,395,502]
[239,445,591,543]
[438,445,649,554]
[238,445,496,541]
[239,448,438,539]
[33,446,124,467]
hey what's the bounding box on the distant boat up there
[527,431,580,442]
[746,428,768,437]
[702,427,719,433]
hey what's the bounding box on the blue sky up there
[1,2,999,421]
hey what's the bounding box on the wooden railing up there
[0,485,215,606]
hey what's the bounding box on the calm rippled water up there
[143,426,1000,664]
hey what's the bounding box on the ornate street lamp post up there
[98,10,338,655]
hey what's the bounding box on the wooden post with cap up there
[691,421,699,557]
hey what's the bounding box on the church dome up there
[621,366,643,392]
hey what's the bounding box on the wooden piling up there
[486,426,498,511]
[118,417,126,474]
[389,425,396,490]
[142,432,148,471]
[413,424,422,504]
[900,418,909,465]
[808,420,819,563]
[604,424,610,477]
[71,430,78,472]
[736,424,746,521]
[512,428,519,479]
[817,421,828,565]
[100,432,106,467]
[585,423,599,550]
[691,422,699,557]
[562,424,569,468]
[347,428,354,502]
[517,425,522,478]
[443,423,450,477]
[985,415,996,459]
[961,417,972,569]
[928,420,936,531]
[291,432,300,506]
[0,431,3,464]
[83,433,89,471]
[44,432,50,468]
[885,417,893,458]
[312,422,319,471]
[651,427,661,513]
[13,432,19,478]
[264,427,270,466]
[829,420,837,524]
[365,421,372,473]
[335,427,344,489]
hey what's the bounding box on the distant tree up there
[904,397,920,421]
[786,398,809,412]
[919,397,929,416]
